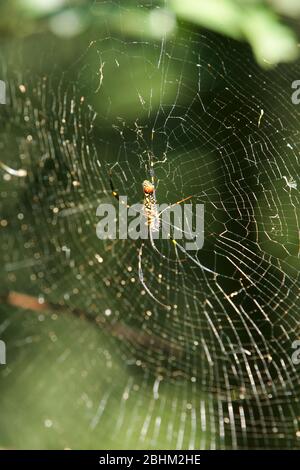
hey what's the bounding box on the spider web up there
[1,0,300,450]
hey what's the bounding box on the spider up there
[108,158,215,309]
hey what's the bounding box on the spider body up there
[142,180,160,232]
[108,164,198,309]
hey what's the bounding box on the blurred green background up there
[0,0,300,450]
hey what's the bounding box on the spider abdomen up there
[143,180,160,231]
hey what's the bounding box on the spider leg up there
[149,226,186,263]
[109,169,120,201]
[149,227,167,259]
[138,242,171,310]
[108,168,131,208]
[152,226,197,267]
[157,195,193,218]
[148,195,193,263]
[170,237,219,276]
